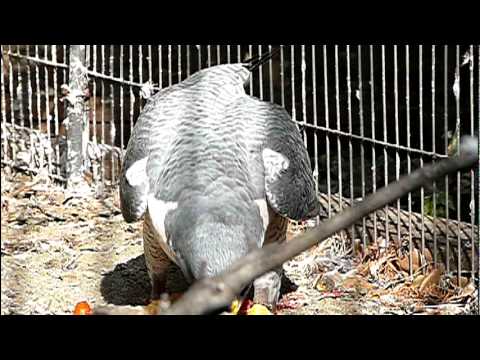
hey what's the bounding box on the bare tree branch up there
[95,136,478,315]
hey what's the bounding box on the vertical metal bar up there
[16,48,25,128]
[198,45,202,70]
[268,44,274,103]
[186,45,191,77]
[139,45,144,113]
[406,45,413,277]
[280,45,285,108]
[26,46,34,131]
[110,45,116,182]
[301,45,309,217]
[432,45,438,265]
[52,45,60,175]
[334,45,342,215]
[129,45,134,144]
[323,45,331,217]
[347,45,355,242]
[258,45,264,100]
[178,45,182,83]
[312,45,319,200]
[1,45,7,165]
[100,45,106,183]
[92,45,97,148]
[7,46,16,162]
[85,46,91,146]
[370,45,377,242]
[394,44,401,246]
[7,45,14,127]
[34,46,41,139]
[358,45,367,248]
[227,45,231,64]
[477,45,480,314]
[148,45,153,84]
[455,45,461,280]
[44,45,52,173]
[382,45,390,246]
[290,45,296,122]
[207,45,211,67]
[216,44,221,66]
[419,45,425,263]
[159,45,163,89]
[66,45,89,189]
[301,45,307,149]
[469,45,475,281]
[120,45,124,153]
[168,45,172,86]
[249,45,253,95]
[444,45,450,274]
[237,45,241,63]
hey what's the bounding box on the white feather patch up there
[125,157,148,187]
[255,199,270,232]
[147,196,178,263]
[262,148,290,182]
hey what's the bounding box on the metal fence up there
[1,45,479,295]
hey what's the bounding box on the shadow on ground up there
[100,255,189,306]
[100,255,298,306]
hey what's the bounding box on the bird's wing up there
[119,91,180,223]
[262,104,319,220]
[238,98,319,221]
[228,96,318,221]
[262,104,320,220]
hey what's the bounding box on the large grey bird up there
[119,49,320,309]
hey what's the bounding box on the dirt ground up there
[1,170,478,315]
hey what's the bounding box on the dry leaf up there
[445,280,476,303]
[397,248,432,273]
[452,276,470,288]
[419,266,444,293]
[412,274,426,288]
[342,276,374,292]
[315,271,342,292]
[458,281,476,298]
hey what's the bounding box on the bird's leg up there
[149,271,169,301]
[143,214,172,301]
[253,211,288,311]
[253,269,283,311]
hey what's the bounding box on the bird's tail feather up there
[244,46,281,72]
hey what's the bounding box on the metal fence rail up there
[1,45,479,303]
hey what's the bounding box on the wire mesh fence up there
[1,44,479,296]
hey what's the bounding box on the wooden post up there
[65,45,89,191]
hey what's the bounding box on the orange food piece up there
[74,301,92,315]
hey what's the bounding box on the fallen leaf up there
[342,276,374,294]
[445,280,476,303]
[452,276,470,289]
[397,248,432,273]
[315,271,342,292]
[419,266,444,293]
[412,274,426,288]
